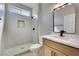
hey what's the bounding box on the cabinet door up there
[44,45,54,56]
[44,45,66,56]
[52,50,66,56]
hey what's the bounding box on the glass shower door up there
[5,4,32,49]
[0,3,5,55]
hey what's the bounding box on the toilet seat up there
[30,44,42,56]
[30,44,42,49]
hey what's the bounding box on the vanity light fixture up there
[53,3,71,11]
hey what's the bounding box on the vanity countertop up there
[40,34,79,49]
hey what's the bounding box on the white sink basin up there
[49,35,70,40]
[49,34,79,42]
[41,34,79,48]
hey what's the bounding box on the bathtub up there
[3,43,32,56]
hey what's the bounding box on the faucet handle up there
[60,30,66,37]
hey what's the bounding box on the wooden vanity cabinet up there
[44,45,66,56]
[43,38,79,56]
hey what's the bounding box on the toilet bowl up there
[30,44,42,56]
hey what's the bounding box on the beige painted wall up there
[38,3,55,35]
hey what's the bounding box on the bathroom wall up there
[38,3,55,35]
[22,3,39,43]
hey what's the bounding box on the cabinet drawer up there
[43,38,79,56]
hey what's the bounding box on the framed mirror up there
[53,4,75,33]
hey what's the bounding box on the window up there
[8,5,31,17]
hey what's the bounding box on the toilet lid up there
[30,44,42,49]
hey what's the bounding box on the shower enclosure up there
[0,3,36,56]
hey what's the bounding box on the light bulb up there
[68,3,71,5]
[62,5,65,8]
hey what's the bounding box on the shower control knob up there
[33,28,35,30]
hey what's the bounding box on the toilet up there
[30,44,42,56]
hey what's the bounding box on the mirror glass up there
[53,4,75,33]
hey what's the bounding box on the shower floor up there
[15,50,32,56]
[15,47,43,56]
[3,43,32,56]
